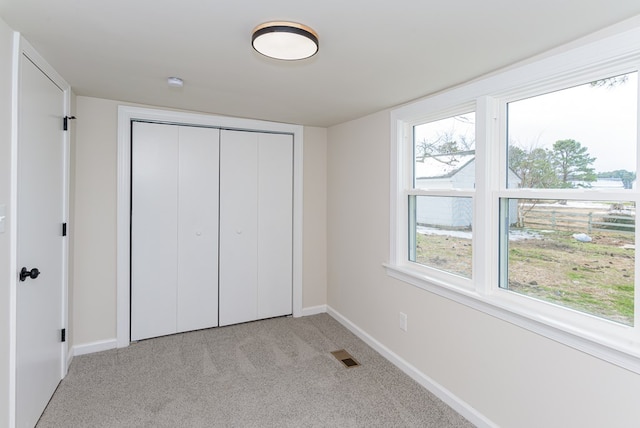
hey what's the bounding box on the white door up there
[16,54,66,428]
[176,126,220,333]
[219,130,259,326]
[131,122,179,340]
[131,122,219,341]
[256,133,293,319]
[219,130,293,326]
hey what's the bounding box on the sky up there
[414,72,638,174]
[508,71,638,173]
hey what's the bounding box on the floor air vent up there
[331,349,360,368]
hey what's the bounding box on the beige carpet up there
[37,314,474,427]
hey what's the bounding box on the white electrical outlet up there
[399,312,408,332]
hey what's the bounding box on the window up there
[409,113,475,279]
[388,27,640,373]
[409,195,473,278]
[506,73,637,190]
[413,113,475,191]
[500,198,635,326]
[502,73,638,326]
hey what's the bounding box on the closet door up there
[131,122,179,340]
[177,126,220,333]
[131,123,219,341]
[219,130,259,326]
[257,133,293,319]
[219,130,293,326]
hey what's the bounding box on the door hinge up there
[62,222,67,237]
[61,328,66,342]
[63,115,76,131]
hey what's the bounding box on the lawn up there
[415,229,635,325]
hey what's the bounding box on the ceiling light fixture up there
[252,21,319,61]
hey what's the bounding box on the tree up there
[415,130,474,163]
[598,169,636,189]
[509,139,596,225]
[590,75,628,88]
[551,139,596,187]
[508,144,562,226]
[508,145,560,189]
[415,115,475,163]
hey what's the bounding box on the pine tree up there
[551,139,597,187]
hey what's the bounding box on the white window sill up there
[383,262,640,374]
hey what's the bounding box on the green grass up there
[415,229,635,326]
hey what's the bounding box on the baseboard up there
[326,306,497,428]
[72,339,118,357]
[301,304,327,316]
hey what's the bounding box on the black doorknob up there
[19,267,40,282]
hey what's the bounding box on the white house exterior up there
[415,152,520,228]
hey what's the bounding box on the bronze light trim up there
[252,21,319,61]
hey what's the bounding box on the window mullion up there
[390,117,411,265]
[474,96,499,295]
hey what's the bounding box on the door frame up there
[9,34,71,427]
[116,106,304,348]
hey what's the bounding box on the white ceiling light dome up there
[252,21,319,61]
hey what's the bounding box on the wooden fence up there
[518,206,635,234]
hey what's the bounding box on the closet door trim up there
[116,106,303,348]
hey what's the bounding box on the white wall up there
[72,97,119,345]
[302,127,327,309]
[0,16,13,428]
[72,96,329,346]
[327,109,640,427]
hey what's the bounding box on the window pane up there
[500,198,635,326]
[409,195,472,278]
[507,72,637,189]
[414,113,475,190]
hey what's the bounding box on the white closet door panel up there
[131,122,179,341]
[219,130,258,326]
[177,126,220,332]
[257,133,293,319]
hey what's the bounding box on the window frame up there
[405,105,477,288]
[386,26,640,373]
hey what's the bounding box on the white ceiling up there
[2,1,640,127]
